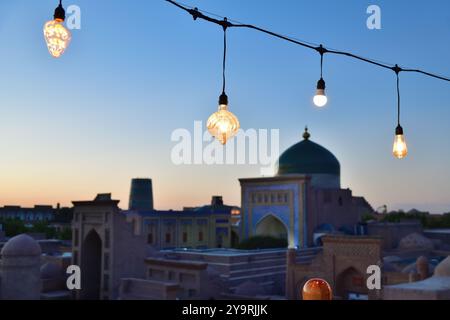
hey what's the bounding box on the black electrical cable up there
[166,0,450,84]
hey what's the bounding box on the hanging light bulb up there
[207,18,240,145]
[393,125,408,159]
[43,1,71,58]
[313,45,328,108]
[313,78,327,107]
[392,65,408,159]
[207,93,240,145]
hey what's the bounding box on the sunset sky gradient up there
[0,0,449,213]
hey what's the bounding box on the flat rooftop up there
[424,229,450,234]
[161,248,286,257]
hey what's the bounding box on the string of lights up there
[41,1,450,159]
[167,0,450,83]
[165,0,450,159]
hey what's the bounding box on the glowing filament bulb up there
[43,19,71,58]
[393,125,408,159]
[207,94,240,145]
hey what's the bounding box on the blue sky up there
[0,0,449,213]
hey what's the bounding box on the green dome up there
[277,128,340,176]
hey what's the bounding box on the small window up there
[147,233,153,244]
[198,231,203,242]
[270,194,275,203]
[257,194,262,203]
[182,232,188,243]
[165,233,171,243]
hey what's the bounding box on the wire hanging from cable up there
[396,69,401,127]
[165,0,450,83]
[206,18,240,145]
[314,45,328,107]
[222,21,227,95]
[392,66,408,159]
[320,49,324,79]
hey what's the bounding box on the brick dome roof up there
[1,234,41,257]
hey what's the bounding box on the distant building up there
[286,235,383,300]
[285,231,450,300]
[240,128,373,248]
[71,187,239,299]
[129,178,154,211]
[383,256,450,300]
[0,205,55,222]
[424,229,450,247]
[126,195,238,249]
[366,221,423,250]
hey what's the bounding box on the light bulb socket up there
[395,125,404,135]
[317,78,326,90]
[315,88,325,96]
[54,3,66,21]
[219,93,228,106]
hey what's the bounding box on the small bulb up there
[313,90,328,107]
[43,19,71,58]
[313,78,327,107]
[207,94,240,145]
[393,125,408,159]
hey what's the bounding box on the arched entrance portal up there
[336,267,367,300]
[80,229,102,300]
[255,215,288,242]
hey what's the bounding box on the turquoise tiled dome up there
[277,128,340,176]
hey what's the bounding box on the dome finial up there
[303,126,310,140]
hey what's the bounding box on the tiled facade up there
[240,176,371,248]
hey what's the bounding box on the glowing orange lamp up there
[302,278,333,300]
[43,0,71,58]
